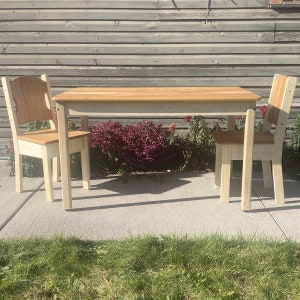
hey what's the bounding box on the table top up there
[53,86,261,103]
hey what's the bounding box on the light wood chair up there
[213,74,297,204]
[1,74,90,202]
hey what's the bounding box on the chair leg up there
[220,146,231,203]
[262,160,272,188]
[214,143,221,188]
[42,149,54,202]
[81,136,90,190]
[15,152,23,193]
[52,156,60,182]
[272,160,285,204]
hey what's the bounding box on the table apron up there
[63,101,256,117]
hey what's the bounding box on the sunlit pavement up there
[1,160,299,241]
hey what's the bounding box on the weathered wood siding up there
[1,0,300,158]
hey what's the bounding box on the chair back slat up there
[273,75,288,109]
[263,74,297,148]
[9,76,53,125]
[266,75,288,125]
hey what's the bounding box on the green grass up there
[0,235,299,299]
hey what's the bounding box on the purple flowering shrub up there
[90,121,125,158]
[89,121,178,172]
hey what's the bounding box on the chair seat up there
[213,131,274,145]
[18,129,90,145]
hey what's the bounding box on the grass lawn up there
[0,235,299,299]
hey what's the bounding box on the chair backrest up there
[262,74,297,147]
[1,74,57,140]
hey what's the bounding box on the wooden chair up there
[213,74,297,204]
[1,74,90,203]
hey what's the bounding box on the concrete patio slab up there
[0,161,44,231]
[1,162,298,242]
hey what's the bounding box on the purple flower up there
[185,116,191,122]
[260,105,268,118]
[169,122,176,133]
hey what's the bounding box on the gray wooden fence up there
[1,0,300,158]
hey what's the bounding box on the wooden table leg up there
[241,106,255,211]
[227,116,235,131]
[57,103,72,210]
[80,116,90,190]
[80,116,89,131]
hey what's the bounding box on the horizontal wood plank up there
[1,65,300,77]
[1,20,284,32]
[0,0,269,9]
[2,9,299,21]
[2,43,300,55]
[2,54,300,66]
[0,32,275,43]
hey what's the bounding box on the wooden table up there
[53,87,261,211]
